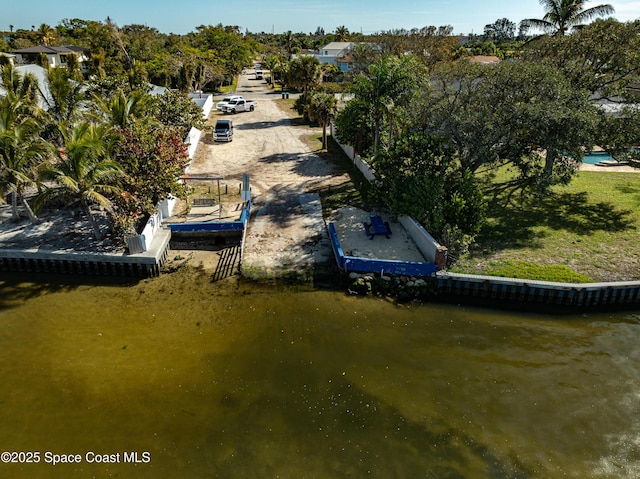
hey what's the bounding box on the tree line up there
[0,63,204,241]
[2,20,259,92]
[250,6,630,256]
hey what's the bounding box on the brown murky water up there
[1,270,639,478]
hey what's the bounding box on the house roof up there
[0,64,51,107]
[321,42,354,52]
[11,45,88,55]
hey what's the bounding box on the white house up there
[315,42,357,72]
[10,45,89,69]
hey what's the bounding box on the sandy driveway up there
[187,72,346,279]
[188,73,338,197]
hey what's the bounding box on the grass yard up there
[450,170,640,282]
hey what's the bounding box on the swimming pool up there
[582,151,614,164]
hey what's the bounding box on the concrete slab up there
[329,207,426,263]
[241,191,332,280]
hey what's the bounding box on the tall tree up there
[334,99,373,157]
[111,124,189,224]
[281,30,299,59]
[0,63,39,110]
[484,18,516,42]
[349,43,381,74]
[40,67,87,144]
[36,23,55,45]
[92,89,152,130]
[345,54,428,156]
[305,92,338,149]
[37,122,124,240]
[287,55,322,97]
[149,89,205,137]
[375,26,458,67]
[422,60,599,189]
[0,102,46,223]
[522,19,640,99]
[335,26,350,42]
[373,132,485,255]
[520,0,614,36]
[0,63,43,223]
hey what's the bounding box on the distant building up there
[10,45,89,69]
[314,42,378,73]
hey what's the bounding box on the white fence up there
[184,93,214,162]
[127,197,178,254]
[185,127,203,160]
[398,216,440,263]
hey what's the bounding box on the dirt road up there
[187,71,345,280]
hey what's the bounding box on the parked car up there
[222,99,257,114]
[215,95,243,111]
[213,119,233,142]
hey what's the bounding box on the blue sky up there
[4,0,639,36]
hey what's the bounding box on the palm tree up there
[287,56,321,97]
[282,30,298,59]
[262,54,283,85]
[92,89,151,130]
[0,102,47,223]
[1,63,40,111]
[335,26,350,42]
[305,93,338,149]
[40,67,87,145]
[520,0,614,36]
[37,122,124,240]
[352,55,427,155]
[0,63,44,223]
[36,23,55,46]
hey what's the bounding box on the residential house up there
[315,42,358,72]
[10,45,89,69]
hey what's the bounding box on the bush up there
[373,132,486,255]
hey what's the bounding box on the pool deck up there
[580,163,639,172]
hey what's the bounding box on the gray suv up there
[213,119,233,142]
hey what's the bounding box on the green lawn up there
[450,170,640,282]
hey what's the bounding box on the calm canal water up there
[1,269,640,478]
